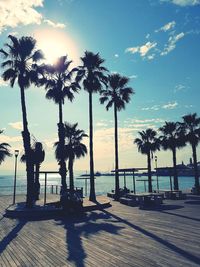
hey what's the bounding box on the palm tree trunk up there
[172,148,179,190]
[58,101,67,193]
[147,152,152,192]
[114,103,120,200]
[20,85,34,208]
[68,157,74,192]
[89,91,96,201]
[192,144,200,194]
[35,163,40,200]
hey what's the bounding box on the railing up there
[49,185,83,197]
[0,184,83,197]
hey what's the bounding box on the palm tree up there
[0,130,11,164]
[134,129,160,193]
[76,51,107,201]
[181,113,200,194]
[100,73,134,200]
[55,122,87,192]
[159,122,185,190]
[42,56,80,194]
[0,35,43,207]
[21,139,45,200]
[32,141,45,200]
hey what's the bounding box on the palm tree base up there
[60,191,83,212]
[192,186,200,195]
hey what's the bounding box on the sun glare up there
[34,29,79,65]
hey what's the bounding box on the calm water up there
[0,172,195,196]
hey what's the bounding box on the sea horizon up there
[0,171,195,197]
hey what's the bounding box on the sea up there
[0,171,195,196]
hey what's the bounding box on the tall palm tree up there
[0,130,11,164]
[181,113,200,194]
[42,56,80,194]
[159,122,185,190]
[21,139,45,200]
[76,51,107,201]
[100,73,134,200]
[134,129,160,193]
[0,35,43,207]
[55,122,87,192]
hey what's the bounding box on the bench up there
[119,197,138,206]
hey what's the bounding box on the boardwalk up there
[0,194,200,267]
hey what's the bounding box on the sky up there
[0,0,200,173]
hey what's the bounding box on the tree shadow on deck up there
[0,219,27,254]
[102,209,200,265]
[140,204,184,211]
[160,210,200,222]
[55,211,123,267]
[184,200,200,205]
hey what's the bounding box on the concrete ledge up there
[5,196,111,219]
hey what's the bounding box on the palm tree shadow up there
[102,209,200,265]
[55,211,123,267]
[0,219,27,254]
[160,210,200,222]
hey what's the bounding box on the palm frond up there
[32,50,44,62]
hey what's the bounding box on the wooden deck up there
[0,194,200,266]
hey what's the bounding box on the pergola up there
[111,168,147,193]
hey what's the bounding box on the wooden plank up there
[0,194,200,266]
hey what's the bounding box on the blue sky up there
[0,0,200,173]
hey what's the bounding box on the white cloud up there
[147,54,155,60]
[140,42,157,56]
[161,0,200,6]
[96,122,108,127]
[161,32,185,55]
[129,74,138,79]
[114,54,119,58]
[93,127,134,157]
[155,21,176,32]
[0,134,22,143]
[174,84,186,92]
[43,136,57,149]
[8,31,18,36]
[162,101,178,109]
[131,118,164,124]
[8,121,23,130]
[184,104,193,108]
[126,41,157,59]
[0,0,43,33]
[0,0,66,34]
[0,77,9,87]
[142,105,160,111]
[123,118,165,133]
[141,102,178,110]
[43,19,66,29]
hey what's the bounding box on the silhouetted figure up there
[0,130,11,164]
[0,35,44,208]
[159,121,185,190]
[76,51,107,201]
[100,73,134,200]
[134,129,160,193]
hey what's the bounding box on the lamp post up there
[13,149,19,205]
[155,155,159,192]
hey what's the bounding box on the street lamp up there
[13,149,19,205]
[155,155,159,192]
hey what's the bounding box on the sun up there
[34,29,79,65]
